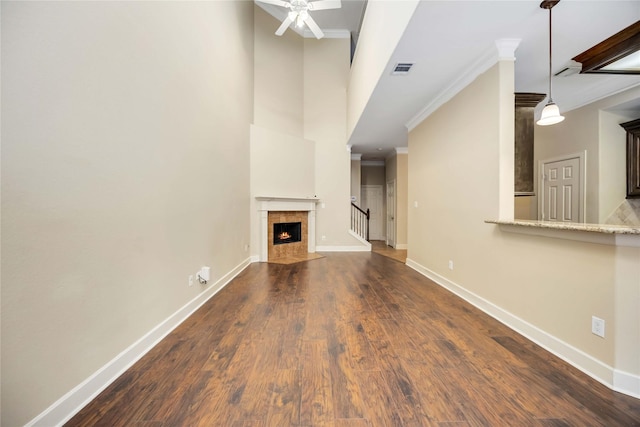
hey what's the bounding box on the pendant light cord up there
[548,7,553,103]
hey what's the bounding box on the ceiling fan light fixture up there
[256,0,341,39]
[537,102,565,126]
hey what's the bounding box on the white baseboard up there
[405,257,640,400]
[614,369,640,398]
[316,245,371,252]
[27,257,253,427]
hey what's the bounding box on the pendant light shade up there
[537,0,564,126]
[538,102,565,125]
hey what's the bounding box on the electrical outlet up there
[592,316,605,338]
[188,275,194,287]
[448,260,454,270]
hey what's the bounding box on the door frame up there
[386,180,396,248]
[538,151,587,223]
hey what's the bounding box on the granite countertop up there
[485,219,640,235]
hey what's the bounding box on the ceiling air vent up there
[392,63,414,75]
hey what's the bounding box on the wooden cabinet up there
[620,118,640,198]
[514,93,546,195]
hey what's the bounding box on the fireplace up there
[256,196,319,262]
[274,222,302,245]
[266,211,309,261]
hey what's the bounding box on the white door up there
[541,156,582,222]
[386,181,396,247]
[361,185,383,240]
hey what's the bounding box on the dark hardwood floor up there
[66,252,640,426]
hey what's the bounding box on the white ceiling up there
[257,0,640,160]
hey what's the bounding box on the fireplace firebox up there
[273,222,302,245]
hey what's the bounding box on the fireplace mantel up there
[256,196,320,261]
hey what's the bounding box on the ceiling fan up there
[256,0,342,39]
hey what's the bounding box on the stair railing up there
[350,202,370,241]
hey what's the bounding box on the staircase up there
[350,202,370,242]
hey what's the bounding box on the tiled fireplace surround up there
[256,197,319,262]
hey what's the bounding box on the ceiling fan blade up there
[308,0,341,11]
[304,15,324,39]
[275,15,294,36]
[256,0,291,8]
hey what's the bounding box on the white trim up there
[406,38,521,131]
[495,38,521,61]
[348,229,372,248]
[538,151,587,223]
[361,160,385,167]
[316,245,371,252]
[304,29,350,39]
[26,257,253,427]
[405,257,640,399]
[395,147,408,155]
[351,153,362,161]
[614,370,640,398]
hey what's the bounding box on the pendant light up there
[537,0,565,126]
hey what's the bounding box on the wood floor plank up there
[334,420,370,427]
[271,302,306,370]
[266,369,301,427]
[401,364,467,424]
[355,370,403,426]
[300,340,335,426]
[368,339,435,426]
[65,252,640,427]
[342,320,379,371]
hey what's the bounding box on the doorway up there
[361,185,384,240]
[539,152,586,223]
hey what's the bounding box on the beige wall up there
[361,164,386,186]
[350,157,362,204]
[408,61,640,393]
[1,1,254,425]
[305,37,360,247]
[254,6,303,137]
[395,153,408,247]
[599,110,634,222]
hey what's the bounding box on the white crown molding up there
[560,81,640,115]
[395,147,408,155]
[303,29,351,39]
[406,38,521,131]
[361,160,385,167]
[495,38,521,61]
[351,153,362,160]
